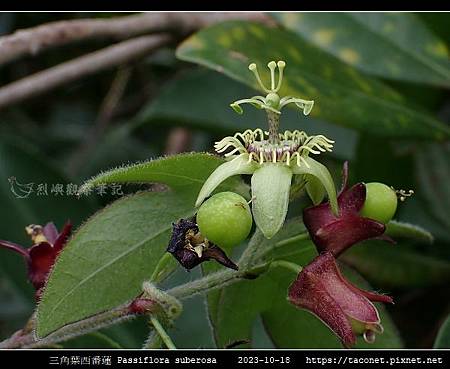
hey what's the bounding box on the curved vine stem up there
[0,229,309,349]
[149,316,176,350]
[270,260,303,274]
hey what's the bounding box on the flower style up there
[0,221,72,300]
[167,218,238,270]
[288,252,393,347]
[303,162,393,257]
[196,61,338,239]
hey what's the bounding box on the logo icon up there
[8,176,34,199]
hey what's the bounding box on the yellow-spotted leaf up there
[176,21,450,140]
[272,13,450,87]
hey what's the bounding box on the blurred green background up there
[0,12,449,349]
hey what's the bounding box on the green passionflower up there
[196,61,338,239]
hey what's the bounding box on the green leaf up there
[386,220,434,244]
[36,191,194,338]
[399,199,450,246]
[36,154,244,337]
[207,273,276,348]
[137,69,264,133]
[434,314,450,348]
[272,13,450,87]
[414,143,450,230]
[100,317,150,348]
[342,242,450,288]
[419,13,450,46]
[79,152,246,201]
[176,21,449,140]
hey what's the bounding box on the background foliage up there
[0,12,449,348]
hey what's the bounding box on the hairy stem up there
[238,229,266,268]
[267,111,280,144]
[0,229,308,349]
[142,330,163,349]
[149,316,176,350]
[0,304,133,349]
[168,268,241,300]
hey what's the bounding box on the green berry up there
[197,192,253,248]
[360,182,397,224]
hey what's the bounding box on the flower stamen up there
[214,129,332,167]
[392,188,414,202]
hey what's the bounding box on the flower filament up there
[392,187,414,202]
[215,129,334,168]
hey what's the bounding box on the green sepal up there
[291,156,338,215]
[251,163,293,239]
[195,154,257,207]
[305,174,326,205]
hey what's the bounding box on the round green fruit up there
[197,192,253,248]
[360,182,397,224]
